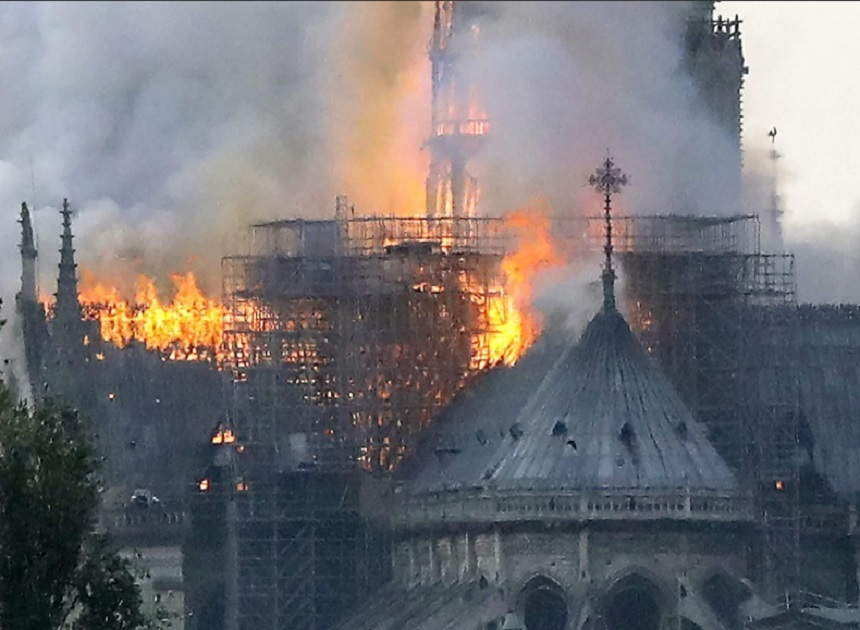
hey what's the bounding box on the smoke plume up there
[0,0,845,362]
[469,1,740,219]
[0,1,432,302]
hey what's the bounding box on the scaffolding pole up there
[220,211,800,626]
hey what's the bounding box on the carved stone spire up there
[588,153,629,311]
[55,198,82,325]
[18,202,37,303]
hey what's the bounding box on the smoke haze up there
[469,1,742,220]
[0,0,852,371]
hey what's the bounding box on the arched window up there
[602,573,662,630]
[701,570,750,630]
[520,576,568,630]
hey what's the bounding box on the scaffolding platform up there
[221,209,801,627]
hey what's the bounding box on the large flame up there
[76,204,560,371]
[483,203,564,366]
[79,269,223,361]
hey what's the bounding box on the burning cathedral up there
[11,2,860,629]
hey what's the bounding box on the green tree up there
[0,389,98,629]
[72,535,145,630]
[0,303,146,629]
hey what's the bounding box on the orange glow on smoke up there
[327,1,431,216]
[492,202,565,365]
[79,269,223,361]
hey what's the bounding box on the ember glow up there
[78,270,224,361]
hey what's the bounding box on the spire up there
[55,198,81,323]
[767,127,784,250]
[426,0,488,223]
[18,202,37,303]
[588,153,628,311]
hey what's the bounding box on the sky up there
[722,1,860,229]
[720,1,860,301]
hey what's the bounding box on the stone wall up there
[392,522,751,629]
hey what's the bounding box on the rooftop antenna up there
[588,151,629,311]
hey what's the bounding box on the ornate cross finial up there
[588,152,628,311]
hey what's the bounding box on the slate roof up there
[401,304,738,495]
[331,579,508,630]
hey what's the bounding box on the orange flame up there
[79,269,223,362]
[486,202,565,366]
[77,204,560,371]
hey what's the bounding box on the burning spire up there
[17,202,37,304]
[588,153,629,311]
[426,0,489,222]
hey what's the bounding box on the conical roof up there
[394,156,748,528]
[401,303,738,496]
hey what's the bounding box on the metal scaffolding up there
[743,271,800,598]
[605,215,800,598]
[222,212,511,630]
[222,213,509,473]
[230,471,385,630]
[220,210,801,628]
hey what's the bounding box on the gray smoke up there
[469,1,740,219]
[463,1,745,327]
[0,0,845,367]
[0,1,441,297]
[788,213,860,304]
[740,143,860,305]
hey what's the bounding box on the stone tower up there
[684,1,748,162]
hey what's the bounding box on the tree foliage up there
[0,373,145,629]
[72,535,145,630]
